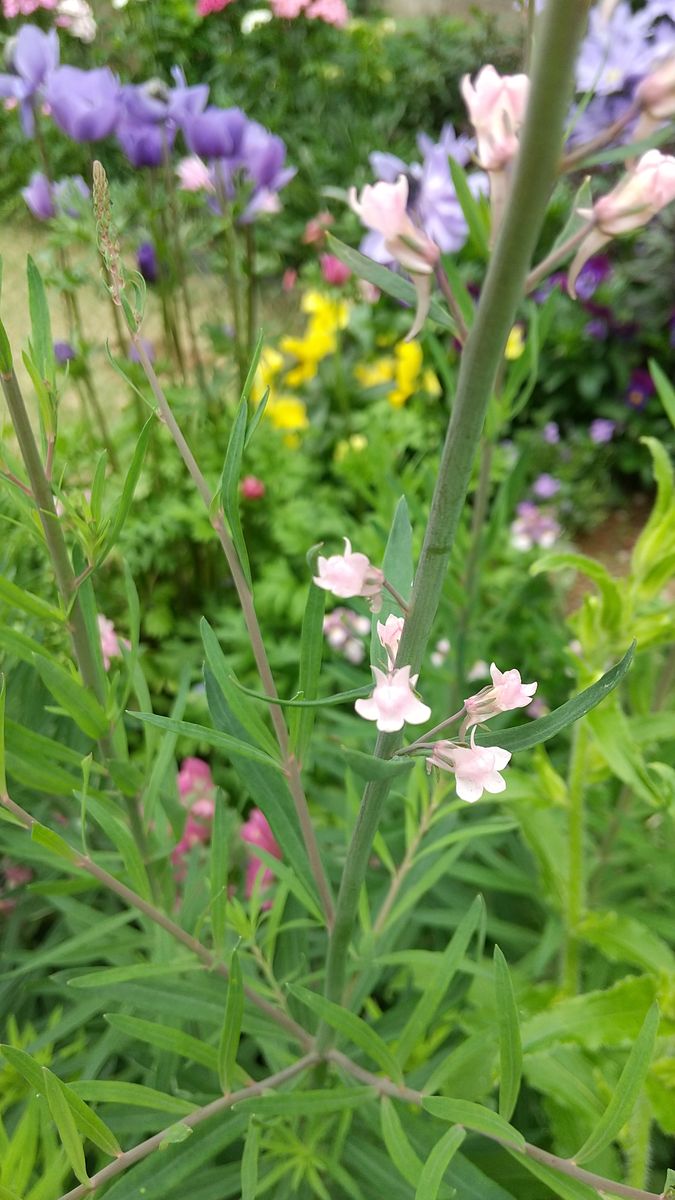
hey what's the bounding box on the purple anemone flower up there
[0,24,59,135]
[575,255,611,301]
[239,121,295,221]
[625,368,656,410]
[532,473,561,500]
[54,340,76,364]
[136,241,159,283]
[21,170,55,220]
[46,66,121,142]
[182,105,248,161]
[589,418,616,444]
[117,119,170,168]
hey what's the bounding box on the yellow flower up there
[388,340,423,408]
[266,394,309,436]
[280,325,337,386]
[423,368,441,397]
[334,433,369,462]
[252,346,284,403]
[301,290,350,333]
[505,324,525,360]
[355,358,396,389]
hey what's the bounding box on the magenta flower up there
[176,155,215,192]
[589,418,616,444]
[314,538,384,611]
[303,211,333,244]
[98,613,128,670]
[306,0,348,26]
[464,662,537,725]
[320,254,351,286]
[428,732,511,803]
[532,473,560,499]
[196,0,236,13]
[355,665,431,733]
[241,808,281,899]
[376,614,405,667]
[240,474,265,499]
[177,756,215,815]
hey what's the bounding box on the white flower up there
[241,8,273,33]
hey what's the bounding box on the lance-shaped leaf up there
[0,674,5,795]
[289,574,325,764]
[105,1013,218,1070]
[650,359,675,430]
[69,1080,195,1115]
[476,642,635,753]
[371,495,413,669]
[98,416,154,566]
[35,657,109,740]
[422,1098,525,1149]
[42,1068,90,1185]
[27,256,55,392]
[416,1125,466,1200]
[380,1097,425,1189]
[210,790,233,958]
[130,711,284,771]
[326,235,454,332]
[201,618,278,758]
[341,746,414,782]
[531,552,622,632]
[448,158,490,258]
[573,1002,659,1164]
[493,946,523,1121]
[234,1087,374,1116]
[221,396,252,589]
[0,575,64,624]
[241,1117,261,1200]
[218,948,244,1093]
[289,984,402,1080]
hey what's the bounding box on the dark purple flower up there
[0,25,59,135]
[117,119,170,168]
[54,340,76,364]
[532,272,565,304]
[532,473,561,500]
[136,241,159,283]
[21,170,55,220]
[575,255,611,301]
[183,105,248,161]
[669,311,675,349]
[625,368,655,410]
[46,66,121,142]
[589,418,616,444]
[542,421,560,444]
[586,317,611,340]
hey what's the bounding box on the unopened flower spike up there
[313,537,384,611]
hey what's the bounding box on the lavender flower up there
[183,105,248,161]
[46,65,121,141]
[532,473,561,499]
[21,170,55,219]
[54,339,76,363]
[0,24,59,135]
[574,255,611,301]
[53,174,89,216]
[116,71,208,168]
[589,418,616,443]
[625,367,655,410]
[239,120,296,220]
[510,501,560,551]
[542,421,560,444]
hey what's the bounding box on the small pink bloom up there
[428,732,511,803]
[464,662,537,724]
[377,614,405,666]
[240,474,266,499]
[177,757,215,808]
[320,254,351,286]
[4,862,33,889]
[314,538,384,611]
[302,211,334,244]
[355,665,431,733]
[98,613,128,670]
[196,0,236,14]
[176,155,215,193]
[271,0,306,16]
[636,53,675,126]
[282,267,298,291]
[461,65,530,172]
[306,0,348,26]
[241,808,282,900]
[359,280,380,304]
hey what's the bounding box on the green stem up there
[162,143,210,399]
[245,223,257,358]
[563,720,588,994]
[215,172,247,391]
[317,0,591,1038]
[453,437,493,704]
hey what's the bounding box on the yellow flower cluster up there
[355,341,440,408]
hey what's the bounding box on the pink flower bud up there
[355,665,431,733]
[176,155,215,193]
[240,474,266,499]
[461,65,530,171]
[636,53,675,124]
[314,538,384,611]
[302,211,334,244]
[320,254,352,286]
[376,614,405,666]
[282,267,298,291]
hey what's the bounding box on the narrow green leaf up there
[396,895,482,1066]
[0,575,63,623]
[201,619,279,758]
[99,417,154,565]
[493,946,523,1121]
[42,1067,90,1186]
[0,674,6,794]
[573,1002,659,1164]
[549,177,593,257]
[230,679,369,709]
[130,711,283,771]
[31,822,79,863]
[84,795,151,901]
[0,318,12,374]
[476,643,635,753]
[244,385,269,447]
[70,1080,195,1115]
[140,664,190,829]
[0,1186,22,1200]
[341,746,414,781]
[379,1097,425,1189]
[218,948,244,1092]
[505,1148,599,1200]
[415,1125,466,1200]
[422,1098,525,1149]
[35,657,109,740]
[241,1118,260,1200]
[234,1087,374,1116]
[289,577,326,762]
[210,791,231,957]
[574,122,672,168]
[448,158,490,258]
[221,395,252,588]
[326,235,454,331]
[105,1013,217,1069]
[649,359,675,430]
[290,984,402,1080]
[27,256,55,388]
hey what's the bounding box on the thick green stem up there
[454,437,493,703]
[318,0,591,1036]
[563,720,588,993]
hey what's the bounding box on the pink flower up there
[2,0,57,14]
[306,0,348,26]
[510,501,560,551]
[241,808,281,899]
[302,211,334,244]
[282,267,298,291]
[240,474,266,499]
[271,0,306,15]
[196,0,236,14]
[461,65,530,172]
[377,614,405,666]
[428,732,511,802]
[355,665,431,733]
[320,254,351,286]
[464,662,537,724]
[98,614,128,670]
[176,156,215,193]
[636,54,675,129]
[3,861,33,889]
[171,812,212,880]
[177,757,215,803]
[314,538,384,611]
[323,608,370,663]
[569,152,675,295]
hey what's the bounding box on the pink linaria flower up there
[3,0,57,15]
[241,808,281,899]
[177,757,216,820]
[271,0,307,15]
[196,0,236,14]
[302,211,334,244]
[97,614,128,670]
[464,662,537,724]
[461,65,529,172]
[355,665,431,733]
[376,613,405,666]
[306,0,348,26]
[176,155,215,192]
[428,731,511,803]
[240,474,265,499]
[320,253,351,285]
[314,538,384,611]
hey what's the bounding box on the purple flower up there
[128,338,155,364]
[589,418,616,444]
[585,316,610,340]
[136,241,159,283]
[116,72,208,168]
[53,174,89,216]
[239,121,295,221]
[54,340,76,364]
[0,25,59,135]
[532,473,561,499]
[669,311,675,349]
[117,120,169,168]
[21,170,55,219]
[510,501,561,552]
[532,272,565,303]
[46,66,121,142]
[625,368,655,410]
[575,2,655,97]
[542,421,560,444]
[574,255,611,301]
[183,105,248,161]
